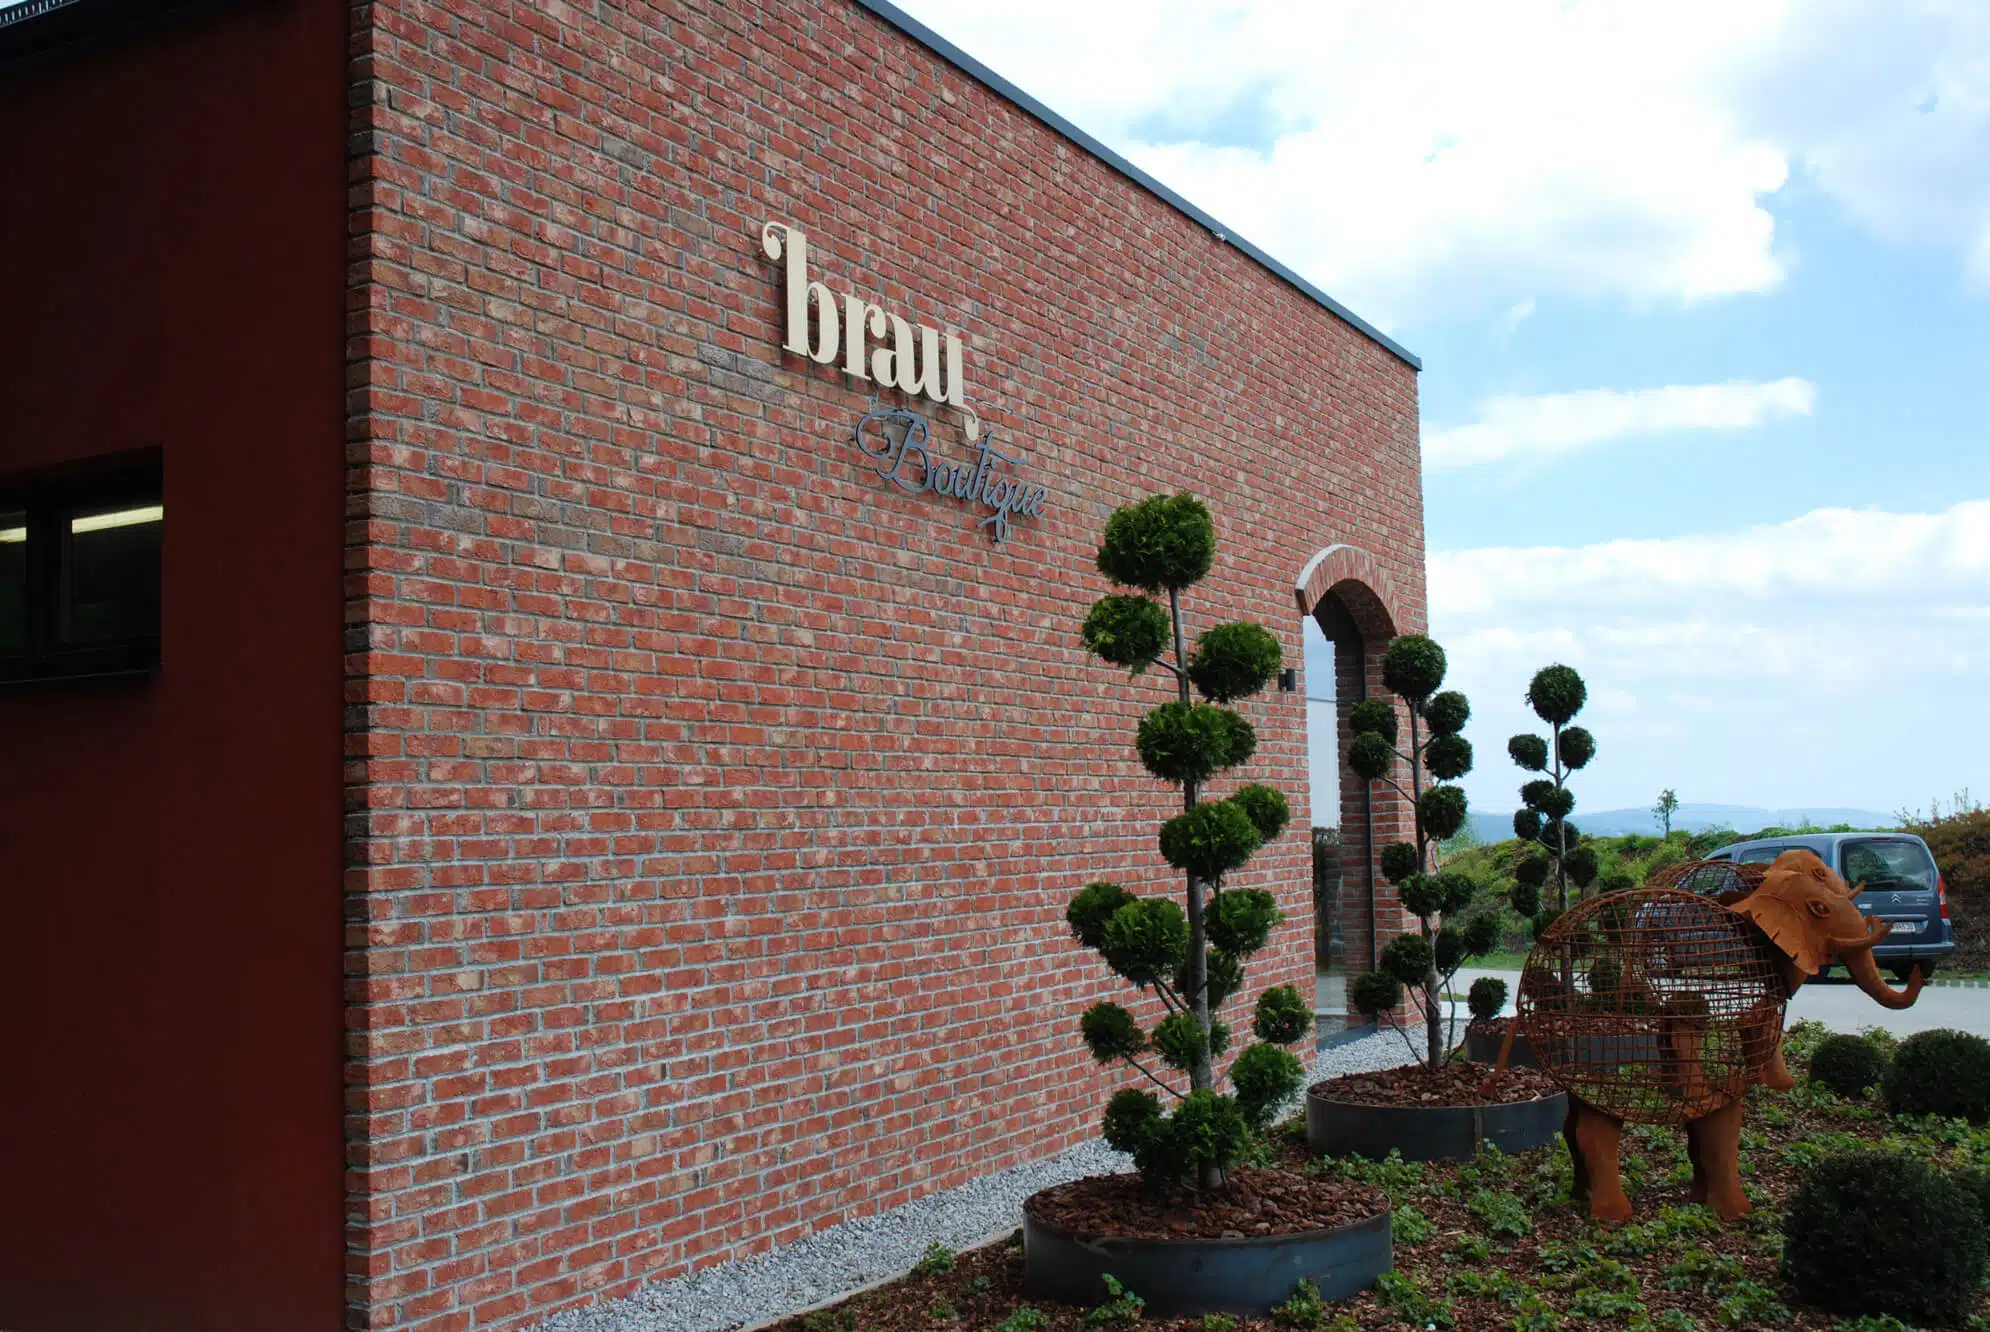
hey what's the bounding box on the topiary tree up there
[1782,1151,1987,1325]
[1071,493,1311,1193]
[1342,634,1491,1067]
[1508,664,1598,933]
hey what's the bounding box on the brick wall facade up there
[342,0,1425,1327]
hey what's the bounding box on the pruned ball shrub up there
[1782,1151,1987,1325]
[1187,621,1282,703]
[1081,594,1170,672]
[1468,976,1508,1024]
[1883,1028,1990,1124]
[1807,1032,1887,1100]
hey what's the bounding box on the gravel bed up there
[528,1026,1422,1332]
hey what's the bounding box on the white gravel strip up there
[528,1026,1423,1332]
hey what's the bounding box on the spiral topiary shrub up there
[1781,1151,1987,1324]
[1882,1028,1990,1124]
[1807,1033,1888,1100]
[1072,494,1311,1192]
[1342,633,1486,1067]
[1508,663,1598,929]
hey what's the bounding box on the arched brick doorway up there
[1294,545,1416,1032]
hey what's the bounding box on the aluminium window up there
[0,454,161,683]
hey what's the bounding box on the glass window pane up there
[63,502,161,647]
[0,507,25,659]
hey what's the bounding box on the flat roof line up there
[849,0,1422,373]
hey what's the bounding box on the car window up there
[1736,845,1786,864]
[1841,839,1937,892]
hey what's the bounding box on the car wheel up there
[1895,964,1935,983]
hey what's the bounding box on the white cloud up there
[1430,500,1990,812]
[897,0,1990,320]
[1424,378,1815,470]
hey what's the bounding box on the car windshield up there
[1737,845,1801,864]
[1840,839,1937,893]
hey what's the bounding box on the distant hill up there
[1466,802,1897,844]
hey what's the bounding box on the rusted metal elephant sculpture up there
[1487,849,1922,1222]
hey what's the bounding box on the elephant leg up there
[1684,1116,1710,1204]
[1572,1102,1632,1223]
[1564,1101,1590,1206]
[1759,1017,1796,1092]
[1696,1101,1750,1221]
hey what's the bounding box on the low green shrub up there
[1809,1033,1888,1100]
[1782,1151,1987,1324]
[1883,1028,1990,1123]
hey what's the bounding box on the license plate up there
[1886,920,1921,935]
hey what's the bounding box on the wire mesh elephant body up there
[1517,887,1789,1126]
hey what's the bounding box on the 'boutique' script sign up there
[761,219,1057,542]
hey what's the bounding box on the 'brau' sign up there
[760,220,1054,542]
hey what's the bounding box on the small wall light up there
[1279,667,1298,693]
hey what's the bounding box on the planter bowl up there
[1306,1082,1567,1163]
[1021,1194,1391,1317]
[1463,1022,1541,1068]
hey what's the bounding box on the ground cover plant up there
[1067,493,1312,1192]
[767,1021,1990,1331]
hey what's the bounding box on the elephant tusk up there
[1829,917,1891,953]
[1844,880,1867,901]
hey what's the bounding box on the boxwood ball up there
[1095,492,1215,592]
[1508,733,1549,771]
[1423,689,1470,737]
[1558,725,1596,770]
[1348,698,1399,746]
[1080,594,1170,671]
[1188,621,1282,702]
[1526,663,1587,725]
[1381,633,1447,703]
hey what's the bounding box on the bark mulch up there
[1308,1059,1562,1108]
[1024,1168,1385,1241]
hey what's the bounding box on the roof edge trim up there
[849,0,1421,372]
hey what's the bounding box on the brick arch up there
[1292,543,1405,642]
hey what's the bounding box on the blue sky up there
[899,0,1990,827]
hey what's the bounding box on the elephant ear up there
[1732,856,1828,977]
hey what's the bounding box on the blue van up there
[1702,832,1954,981]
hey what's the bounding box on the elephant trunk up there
[1842,945,1923,1010]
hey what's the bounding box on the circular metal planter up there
[1022,1196,1392,1317]
[1462,1022,1541,1068]
[1306,1082,1567,1163]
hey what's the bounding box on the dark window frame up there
[0,450,162,685]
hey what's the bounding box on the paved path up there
[1447,967,1990,1039]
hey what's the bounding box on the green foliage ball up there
[1101,1088,1161,1154]
[1188,621,1282,702]
[1565,845,1599,889]
[1158,800,1263,881]
[1514,854,1550,888]
[1382,634,1448,703]
[1153,1011,1209,1073]
[1531,904,1564,939]
[1952,1165,1990,1230]
[1809,1033,1888,1100]
[1508,733,1549,771]
[1883,1029,1990,1123]
[1468,976,1508,1023]
[1426,733,1473,782]
[1066,881,1136,951]
[1513,808,1542,841]
[1231,783,1291,841]
[1081,594,1170,672]
[1526,663,1587,725]
[1520,778,1557,813]
[1348,699,1399,746]
[1161,1089,1249,1180]
[1542,819,1579,855]
[1381,931,1433,986]
[1535,785,1576,820]
[1209,1018,1231,1058]
[1461,910,1501,956]
[1347,731,1395,782]
[1099,898,1190,987]
[1231,1043,1304,1130]
[1379,842,1421,885]
[1213,708,1257,769]
[1205,949,1243,1010]
[1418,784,1469,841]
[1137,702,1245,786]
[1399,873,1445,918]
[1423,689,1470,737]
[1350,970,1404,1017]
[1509,879,1542,919]
[1558,725,1596,771]
[1096,492,1214,592]
[1438,873,1476,915]
[1433,927,1465,976]
[1080,1002,1147,1064]
[1207,888,1281,957]
[1252,984,1313,1045]
[1782,1151,1987,1325]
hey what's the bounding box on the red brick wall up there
[0,2,349,1329]
[342,0,1425,1326]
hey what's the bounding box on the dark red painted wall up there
[0,2,347,1328]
